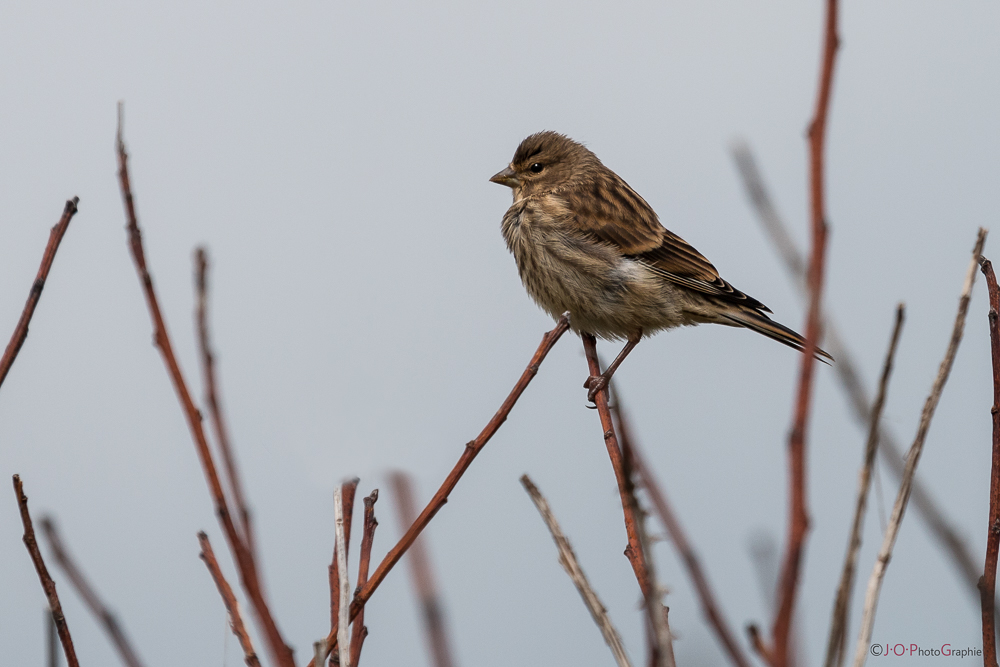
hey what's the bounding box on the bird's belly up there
[507,227,688,339]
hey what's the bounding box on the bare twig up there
[350,490,378,667]
[732,138,992,620]
[309,314,571,666]
[0,197,79,391]
[979,256,1000,667]
[769,3,839,665]
[195,248,256,565]
[520,474,633,667]
[389,472,456,667]
[330,478,359,644]
[582,333,673,667]
[40,517,146,667]
[824,305,905,667]
[581,335,653,597]
[852,229,987,667]
[621,446,675,667]
[609,383,752,667]
[13,476,79,667]
[115,104,294,667]
[198,532,261,667]
[334,486,352,667]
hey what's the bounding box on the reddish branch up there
[0,197,79,391]
[195,248,256,565]
[769,2,839,665]
[610,386,751,667]
[350,490,379,667]
[40,517,145,667]
[13,476,79,667]
[198,532,262,667]
[582,333,669,662]
[115,106,294,667]
[733,141,996,625]
[980,257,1000,667]
[389,472,456,667]
[309,313,570,666]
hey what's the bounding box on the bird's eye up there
[529,163,543,173]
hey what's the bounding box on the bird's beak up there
[490,165,520,188]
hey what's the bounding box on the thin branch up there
[581,335,652,596]
[13,476,79,667]
[732,138,992,621]
[852,229,987,667]
[0,197,79,391]
[620,418,675,667]
[582,333,673,667]
[350,490,378,667]
[330,478,359,646]
[388,472,456,667]
[334,486,352,667]
[40,517,146,667]
[115,104,294,667]
[520,474,633,667]
[195,247,256,565]
[770,3,839,665]
[309,314,570,666]
[979,256,1000,667]
[609,383,752,667]
[824,305,905,667]
[198,532,261,667]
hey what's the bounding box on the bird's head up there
[490,131,600,197]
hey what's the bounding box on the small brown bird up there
[490,131,830,401]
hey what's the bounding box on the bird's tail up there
[720,308,833,363]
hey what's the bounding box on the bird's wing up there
[557,175,771,312]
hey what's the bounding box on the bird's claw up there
[584,375,608,403]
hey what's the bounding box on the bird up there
[489,131,831,402]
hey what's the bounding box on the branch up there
[824,305,905,667]
[350,490,378,667]
[388,472,456,667]
[40,517,146,667]
[621,420,675,667]
[330,478,359,648]
[732,137,992,621]
[13,476,79,667]
[334,486,352,667]
[609,383,752,667]
[195,247,256,565]
[115,104,294,667]
[582,334,673,667]
[520,474,633,667]
[851,229,987,667]
[198,532,261,667]
[0,197,79,391]
[770,3,839,664]
[309,314,570,666]
[979,256,1000,667]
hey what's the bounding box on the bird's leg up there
[583,330,642,403]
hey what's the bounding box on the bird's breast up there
[500,198,678,338]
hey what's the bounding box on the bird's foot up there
[584,374,608,403]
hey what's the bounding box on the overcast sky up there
[2,1,999,665]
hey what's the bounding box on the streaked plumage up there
[490,131,830,398]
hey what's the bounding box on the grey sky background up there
[2,1,999,665]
